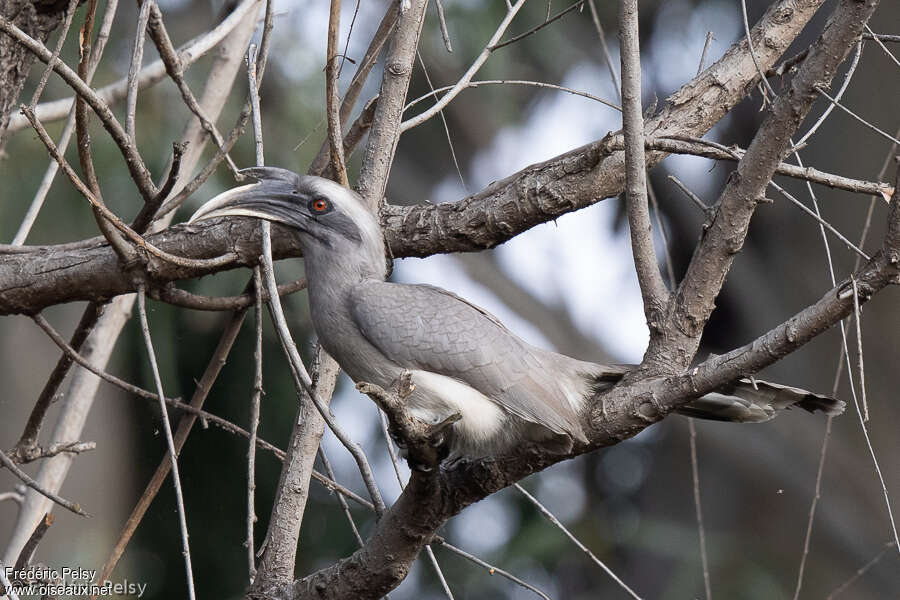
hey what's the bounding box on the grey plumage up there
[190,168,844,458]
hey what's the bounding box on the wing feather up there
[349,281,582,436]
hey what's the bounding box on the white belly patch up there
[407,370,506,444]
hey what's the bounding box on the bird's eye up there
[309,197,330,214]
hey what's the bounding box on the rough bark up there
[0,0,70,145]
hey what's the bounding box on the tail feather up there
[677,378,845,423]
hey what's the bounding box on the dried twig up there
[404,79,620,113]
[515,484,642,599]
[325,0,349,186]
[94,306,248,585]
[399,0,526,133]
[619,0,668,327]
[146,2,240,175]
[125,0,154,142]
[150,278,307,311]
[825,541,897,599]
[247,269,264,580]
[5,0,262,134]
[490,0,585,51]
[136,287,197,599]
[0,451,86,517]
[0,15,159,201]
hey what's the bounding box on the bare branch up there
[0,450,87,517]
[398,0,526,134]
[664,0,882,367]
[325,0,349,187]
[5,0,263,134]
[0,15,159,201]
[136,286,197,599]
[619,0,669,332]
[357,0,429,206]
[515,484,642,599]
[125,0,154,142]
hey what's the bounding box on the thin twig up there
[740,0,777,101]
[126,0,154,142]
[0,450,86,517]
[769,180,869,259]
[318,448,364,547]
[791,415,833,600]
[259,221,386,516]
[149,278,307,311]
[587,0,620,100]
[247,44,264,166]
[307,2,398,173]
[490,0,586,51]
[647,184,675,286]
[850,277,868,421]
[515,484,642,599]
[688,420,711,600]
[21,106,238,270]
[337,0,361,76]
[796,41,862,147]
[417,52,466,190]
[136,286,197,599]
[667,175,710,215]
[619,0,668,323]
[431,540,552,600]
[434,0,452,52]
[697,32,714,74]
[6,441,96,465]
[400,0,528,133]
[864,24,900,69]
[27,0,80,108]
[403,79,620,113]
[648,135,891,199]
[247,269,264,580]
[814,86,900,146]
[825,541,897,599]
[158,0,277,218]
[146,2,240,176]
[14,513,54,571]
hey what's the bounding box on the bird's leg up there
[356,371,461,472]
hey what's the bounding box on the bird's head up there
[190,167,386,278]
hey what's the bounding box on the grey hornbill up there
[190,167,843,462]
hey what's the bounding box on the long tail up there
[676,379,844,423]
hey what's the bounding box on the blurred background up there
[1,0,898,598]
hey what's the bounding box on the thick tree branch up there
[356,0,429,208]
[661,0,881,370]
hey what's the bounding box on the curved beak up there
[189,168,307,231]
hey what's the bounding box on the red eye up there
[312,199,328,212]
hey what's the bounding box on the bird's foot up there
[356,371,459,473]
